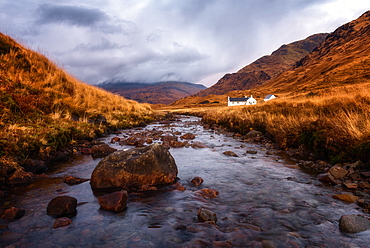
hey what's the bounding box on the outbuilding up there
[264,94,276,101]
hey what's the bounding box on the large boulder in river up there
[90,144,178,191]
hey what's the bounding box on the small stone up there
[339,214,370,233]
[361,171,370,178]
[191,142,209,149]
[245,130,263,138]
[195,188,219,198]
[98,191,128,212]
[169,141,187,148]
[350,173,361,181]
[7,168,33,186]
[266,150,274,155]
[110,137,120,143]
[2,207,25,219]
[173,182,186,191]
[359,181,370,189]
[47,196,77,217]
[91,144,117,158]
[191,177,204,186]
[180,133,196,140]
[317,173,334,183]
[246,150,257,154]
[223,151,238,157]
[197,208,217,224]
[329,165,348,180]
[175,225,187,230]
[53,217,72,228]
[80,148,92,155]
[332,194,358,203]
[64,176,89,185]
[344,182,358,189]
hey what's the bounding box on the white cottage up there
[264,94,276,101]
[228,95,257,106]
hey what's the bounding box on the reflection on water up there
[1,116,370,247]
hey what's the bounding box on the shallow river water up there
[1,116,370,247]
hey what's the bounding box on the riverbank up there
[200,89,370,168]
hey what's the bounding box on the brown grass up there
[202,84,370,165]
[0,32,153,162]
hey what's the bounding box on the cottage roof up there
[265,94,274,99]
[229,97,251,102]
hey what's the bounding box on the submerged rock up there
[64,176,89,185]
[223,151,238,157]
[53,217,72,228]
[339,215,370,233]
[197,208,217,224]
[195,188,219,198]
[90,144,178,191]
[47,196,77,217]
[98,191,128,212]
[191,141,209,149]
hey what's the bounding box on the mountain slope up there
[99,81,206,105]
[195,33,328,97]
[0,32,152,167]
[256,11,370,95]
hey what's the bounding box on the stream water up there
[1,116,370,247]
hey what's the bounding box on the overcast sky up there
[1,0,369,86]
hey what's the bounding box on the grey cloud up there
[35,4,107,26]
[2,0,368,86]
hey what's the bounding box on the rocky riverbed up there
[1,116,370,247]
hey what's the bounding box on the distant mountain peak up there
[98,81,206,105]
[194,33,328,97]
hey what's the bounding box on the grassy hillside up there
[256,12,370,96]
[0,32,153,168]
[199,11,370,166]
[202,84,370,165]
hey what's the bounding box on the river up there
[1,116,369,247]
